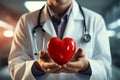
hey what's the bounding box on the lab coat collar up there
[41,0,84,37]
[40,5,57,37]
[62,13,75,38]
[40,0,84,22]
[72,0,84,20]
[43,19,57,37]
[62,0,84,38]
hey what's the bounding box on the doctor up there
[8,0,112,80]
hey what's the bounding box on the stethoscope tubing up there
[32,3,91,55]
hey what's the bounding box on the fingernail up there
[59,65,62,69]
[63,64,66,67]
[78,48,82,52]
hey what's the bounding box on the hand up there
[35,50,62,73]
[62,48,89,73]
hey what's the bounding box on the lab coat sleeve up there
[31,62,47,79]
[75,16,112,80]
[88,16,112,80]
[75,63,92,80]
[8,14,45,80]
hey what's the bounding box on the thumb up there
[39,50,45,58]
[71,48,83,61]
[76,48,85,57]
[39,50,51,62]
[75,48,85,59]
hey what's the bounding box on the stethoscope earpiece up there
[81,33,91,43]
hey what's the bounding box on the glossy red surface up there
[47,37,76,65]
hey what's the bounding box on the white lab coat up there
[8,0,112,80]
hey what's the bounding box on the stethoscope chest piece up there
[81,33,91,43]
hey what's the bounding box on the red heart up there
[47,37,76,65]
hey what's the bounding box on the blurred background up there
[0,0,120,80]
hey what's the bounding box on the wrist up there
[34,60,45,73]
[78,61,91,75]
[80,58,89,72]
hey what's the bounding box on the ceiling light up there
[107,30,116,37]
[108,19,120,29]
[24,1,46,12]
[0,20,14,30]
[116,32,120,39]
[3,30,14,37]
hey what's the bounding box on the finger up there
[71,48,84,61]
[42,62,62,73]
[46,67,62,73]
[39,50,45,58]
[42,62,61,70]
[62,60,84,73]
[67,61,82,69]
[39,50,51,62]
[77,48,85,57]
[62,64,79,73]
[69,58,89,72]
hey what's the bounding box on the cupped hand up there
[61,48,89,73]
[35,50,62,73]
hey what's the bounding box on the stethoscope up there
[32,4,91,56]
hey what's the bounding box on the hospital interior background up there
[0,0,120,80]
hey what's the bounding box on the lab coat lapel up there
[40,5,57,37]
[62,15,75,38]
[40,0,84,38]
[43,20,57,37]
[63,0,84,39]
